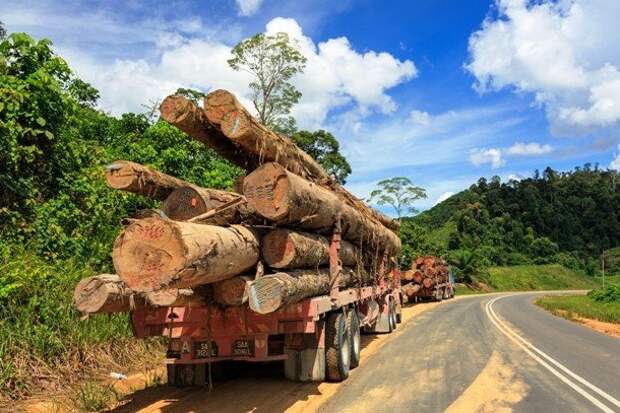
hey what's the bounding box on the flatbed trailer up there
[130,223,402,386]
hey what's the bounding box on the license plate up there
[193,341,218,358]
[232,339,254,356]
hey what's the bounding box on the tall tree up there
[291,129,351,184]
[369,177,427,218]
[0,21,6,41]
[228,32,307,134]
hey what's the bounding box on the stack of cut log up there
[401,256,449,301]
[73,89,401,316]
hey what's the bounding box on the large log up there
[204,90,400,232]
[162,185,255,225]
[105,160,188,200]
[159,95,258,170]
[246,268,370,314]
[73,274,131,314]
[113,218,260,292]
[262,229,359,269]
[145,288,207,307]
[243,162,401,254]
[212,275,252,306]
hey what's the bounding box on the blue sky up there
[3,0,620,215]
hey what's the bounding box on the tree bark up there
[262,229,359,269]
[243,162,401,254]
[162,185,255,225]
[73,274,132,314]
[246,268,372,314]
[212,275,252,306]
[105,160,188,200]
[204,90,400,232]
[144,287,208,307]
[159,95,258,170]
[113,217,260,292]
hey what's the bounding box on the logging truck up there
[130,227,402,386]
[74,88,404,387]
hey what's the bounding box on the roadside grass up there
[0,244,165,409]
[487,264,598,291]
[594,275,620,286]
[535,294,620,324]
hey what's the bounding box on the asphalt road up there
[319,292,620,413]
[109,292,620,413]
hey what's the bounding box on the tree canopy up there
[291,129,352,184]
[369,177,427,218]
[228,32,306,135]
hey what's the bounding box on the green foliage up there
[410,166,620,272]
[228,32,307,134]
[291,129,351,184]
[588,285,620,303]
[0,32,241,402]
[536,294,620,324]
[487,265,598,291]
[369,177,427,218]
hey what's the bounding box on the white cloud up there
[54,16,416,127]
[469,148,505,169]
[610,145,620,171]
[434,191,455,205]
[467,0,620,132]
[507,142,552,156]
[507,173,524,181]
[236,0,263,16]
[409,110,430,126]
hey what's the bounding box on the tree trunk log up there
[105,160,188,200]
[243,162,401,254]
[212,275,252,306]
[204,90,400,232]
[159,95,258,170]
[402,282,421,298]
[73,274,131,314]
[162,185,255,225]
[144,287,208,307]
[113,218,260,292]
[246,268,371,314]
[262,229,359,269]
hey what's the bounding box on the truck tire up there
[326,312,350,381]
[389,299,397,331]
[347,309,361,369]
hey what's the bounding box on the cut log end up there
[204,89,240,125]
[246,275,285,315]
[159,95,193,124]
[262,230,295,269]
[113,218,186,292]
[243,162,291,221]
[213,276,251,306]
[73,274,130,314]
[163,186,212,221]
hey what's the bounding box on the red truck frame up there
[131,219,402,386]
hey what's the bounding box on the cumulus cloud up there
[610,145,620,171]
[236,0,263,16]
[469,148,505,169]
[467,0,620,132]
[434,192,455,205]
[507,142,552,156]
[65,17,415,127]
[409,109,430,126]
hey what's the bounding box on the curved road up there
[112,292,619,413]
[320,292,620,413]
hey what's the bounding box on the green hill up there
[401,167,620,279]
[487,265,599,291]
